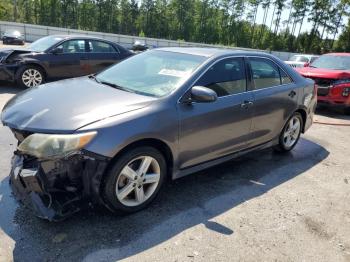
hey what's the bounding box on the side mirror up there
[190,86,217,103]
[51,46,63,55]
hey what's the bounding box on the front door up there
[48,39,89,79]
[177,57,254,169]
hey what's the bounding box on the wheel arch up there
[295,108,307,133]
[105,138,174,179]
[16,62,47,79]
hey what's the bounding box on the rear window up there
[250,58,281,89]
[88,40,117,53]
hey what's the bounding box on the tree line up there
[1,0,350,54]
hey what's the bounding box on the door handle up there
[240,101,253,109]
[81,57,89,60]
[288,90,296,98]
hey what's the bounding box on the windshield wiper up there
[309,65,317,68]
[88,74,101,83]
[99,80,136,93]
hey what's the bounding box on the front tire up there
[16,65,45,88]
[102,146,166,214]
[275,112,303,152]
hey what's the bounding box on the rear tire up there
[344,107,350,115]
[275,112,303,152]
[16,65,45,88]
[102,146,167,214]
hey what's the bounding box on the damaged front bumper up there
[9,150,110,221]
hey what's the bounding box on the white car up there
[285,55,319,68]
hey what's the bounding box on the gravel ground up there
[0,82,349,262]
[0,42,29,49]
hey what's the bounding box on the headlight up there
[17,131,97,158]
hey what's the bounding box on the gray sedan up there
[1,48,316,220]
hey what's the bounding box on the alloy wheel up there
[22,68,43,87]
[116,156,161,207]
[283,116,301,148]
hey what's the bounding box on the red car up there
[296,53,350,114]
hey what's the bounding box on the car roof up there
[326,53,350,56]
[156,47,264,58]
[292,54,319,57]
[47,34,117,42]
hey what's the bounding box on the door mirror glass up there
[190,86,218,103]
[51,46,63,55]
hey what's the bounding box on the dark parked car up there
[0,35,133,88]
[2,30,25,45]
[1,48,316,221]
[296,53,350,114]
[131,40,149,53]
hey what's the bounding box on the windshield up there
[96,50,207,97]
[290,55,309,62]
[5,30,21,37]
[29,36,64,52]
[310,55,350,70]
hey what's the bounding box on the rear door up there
[177,57,254,169]
[48,39,89,78]
[86,40,120,74]
[247,57,298,147]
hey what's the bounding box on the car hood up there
[296,67,350,79]
[0,47,36,62]
[1,77,156,133]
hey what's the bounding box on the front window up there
[29,35,64,52]
[310,55,350,70]
[57,40,86,53]
[195,57,247,97]
[289,55,309,63]
[96,50,206,97]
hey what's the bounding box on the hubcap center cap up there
[136,176,144,185]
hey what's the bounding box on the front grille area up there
[309,78,333,96]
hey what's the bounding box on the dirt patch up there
[303,217,334,240]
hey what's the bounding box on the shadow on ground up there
[0,137,329,262]
[0,82,24,95]
[316,106,350,121]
